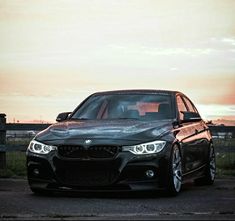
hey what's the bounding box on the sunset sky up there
[0,0,235,123]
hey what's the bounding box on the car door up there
[175,95,204,174]
[182,96,210,168]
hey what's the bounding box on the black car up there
[26,90,216,196]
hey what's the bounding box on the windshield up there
[71,94,174,121]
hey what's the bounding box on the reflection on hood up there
[36,119,173,145]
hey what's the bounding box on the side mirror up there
[181,111,201,123]
[56,112,72,122]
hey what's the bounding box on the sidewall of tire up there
[194,144,216,186]
[166,144,182,196]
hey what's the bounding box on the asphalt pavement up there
[0,178,235,220]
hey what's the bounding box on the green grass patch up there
[0,169,14,178]
[216,169,235,177]
[215,152,235,177]
[216,152,235,170]
[0,151,26,178]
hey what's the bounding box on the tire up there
[30,187,52,196]
[165,145,182,196]
[194,144,216,186]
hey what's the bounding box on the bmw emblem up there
[84,139,92,145]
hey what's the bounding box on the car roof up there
[92,89,180,96]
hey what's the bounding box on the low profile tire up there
[194,144,216,186]
[165,145,182,196]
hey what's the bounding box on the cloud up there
[221,38,235,46]
[197,104,235,120]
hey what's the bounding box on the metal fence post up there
[0,113,6,169]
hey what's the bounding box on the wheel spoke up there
[210,155,215,161]
[175,172,182,181]
[175,158,181,165]
[173,161,180,169]
[210,164,216,170]
[172,147,182,192]
[209,146,216,180]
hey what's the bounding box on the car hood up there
[35,119,173,146]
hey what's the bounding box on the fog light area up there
[33,168,39,176]
[145,170,155,178]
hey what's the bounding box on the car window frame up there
[182,95,200,115]
[182,96,196,113]
[176,94,188,121]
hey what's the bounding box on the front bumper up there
[27,150,170,192]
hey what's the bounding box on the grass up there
[215,152,235,177]
[216,152,235,169]
[0,151,26,178]
[213,138,235,177]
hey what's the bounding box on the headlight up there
[28,140,57,154]
[122,140,166,155]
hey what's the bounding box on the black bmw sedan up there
[26,90,216,196]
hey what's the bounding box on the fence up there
[0,114,50,176]
[0,113,235,177]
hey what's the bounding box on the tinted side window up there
[183,97,196,113]
[176,96,187,120]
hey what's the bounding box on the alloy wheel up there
[172,147,182,192]
[209,146,216,181]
